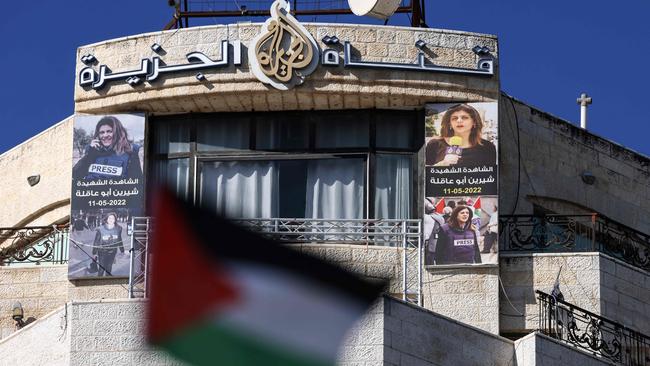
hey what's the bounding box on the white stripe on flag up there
[212,261,370,360]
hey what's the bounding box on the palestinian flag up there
[472,197,482,210]
[434,198,446,214]
[472,197,482,216]
[147,189,386,366]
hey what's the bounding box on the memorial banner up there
[68,114,146,279]
[423,103,498,266]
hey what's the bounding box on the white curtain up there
[374,155,411,219]
[154,158,190,201]
[200,161,279,218]
[305,159,365,219]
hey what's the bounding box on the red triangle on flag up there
[147,189,240,344]
[473,197,482,210]
[434,198,446,214]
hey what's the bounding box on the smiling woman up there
[72,116,143,181]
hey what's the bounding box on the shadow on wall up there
[499,256,535,337]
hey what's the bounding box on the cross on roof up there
[577,93,592,107]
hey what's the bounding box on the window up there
[150,110,421,220]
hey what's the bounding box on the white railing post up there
[402,220,407,302]
[128,216,136,299]
[417,220,422,306]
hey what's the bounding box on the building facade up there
[1,5,649,365]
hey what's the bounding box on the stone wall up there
[514,332,614,366]
[69,300,180,366]
[0,265,133,341]
[499,253,601,335]
[1,295,618,366]
[296,244,414,296]
[74,23,499,115]
[599,254,650,334]
[422,266,499,334]
[337,298,385,365]
[500,252,650,336]
[0,265,69,339]
[0,117,72,230]
[500,94,650,233]
[381,295,513,366]
[297,244,503,334]
[339,295,514,366]
[0,305,70,366]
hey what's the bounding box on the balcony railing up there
[0,225,69,266]
[232,218,422,247]
[233,218,423,305]
[129,217,421,305]
[500,214,650,271]
[537,290,650,365]
[2,218,422,304]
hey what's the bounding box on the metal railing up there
[232,218,421,246]
[500,214,650,271]
[233,218,423,305]
[0,225,69,266]
[126,217,422,305]
[537,290,650,365]
[128,217,152,299]
[0,218,422,305]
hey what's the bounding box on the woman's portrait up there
[92,212,125,277]
[72,116,143,181]
[434,205,482,265]
[425,103,497,167]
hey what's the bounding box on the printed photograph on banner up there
[68,208,143,278]
[425,103,498,197]
[424,196,498,266]
[69,114,146,279]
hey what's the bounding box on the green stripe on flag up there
[161,322,331,366]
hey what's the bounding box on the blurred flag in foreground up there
[147,189,386,366]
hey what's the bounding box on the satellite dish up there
[348,0,401,20]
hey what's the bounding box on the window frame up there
[148,109,423,219]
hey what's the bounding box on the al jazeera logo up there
[248,0,320,90]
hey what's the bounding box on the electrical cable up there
[53,226,130,294]
[504,93,522,216]
[498,275,525,317]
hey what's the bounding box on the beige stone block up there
[359,94,375,109]
[251,93,269,110]
[295,92,314,109]
[387,44,408,59]
[343,95,360,109]
[200,27,228,45]
[376,29,396,43]
[266,92,284,111]
[367,43,388,57]
[281,92,299,110]
[328,94,343,109]
[414,31,442,47]
[239,25,260,41]
[313,93,329,109]
[355,29,377,43]
[394,30,413,45]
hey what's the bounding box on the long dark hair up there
[94,116,133,155]
[449,205,473,230]
[440,104,484,146]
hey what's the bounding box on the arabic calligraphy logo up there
[249,0,319,90]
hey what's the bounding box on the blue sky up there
[1,1,649,156]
